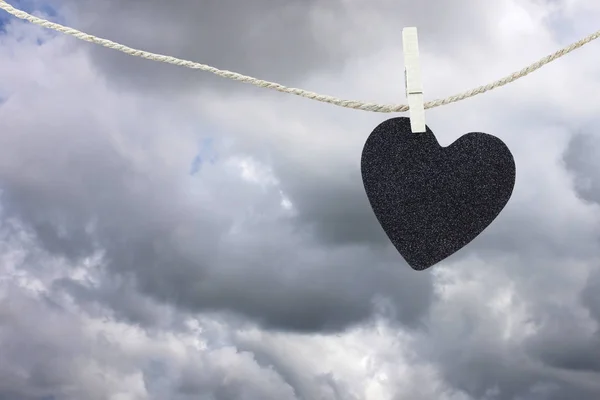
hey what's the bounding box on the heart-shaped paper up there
[361,117,515,271]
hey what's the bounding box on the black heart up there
[361,117,516,271]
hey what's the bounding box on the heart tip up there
[407,262,435,272]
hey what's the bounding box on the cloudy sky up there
[1,0,600,399]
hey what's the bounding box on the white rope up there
[1,0,599,113]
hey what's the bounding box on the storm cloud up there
[1,0,600,399]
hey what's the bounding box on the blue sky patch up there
[189,137,218,175]
[1,0,61,34]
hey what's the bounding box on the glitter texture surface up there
[361,117,516,271]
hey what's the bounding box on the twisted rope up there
[1,0,599,112]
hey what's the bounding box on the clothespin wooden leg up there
[402,27,425,133]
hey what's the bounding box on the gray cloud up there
[0,22,433,334]
[581,265,600,328]
[407,259,600,400]
[563,131,600,205]
[3,0,600,399]
[54,0,350,95]
[0,274,305,400]
[50,0,507,96]
[0,286,125,400]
